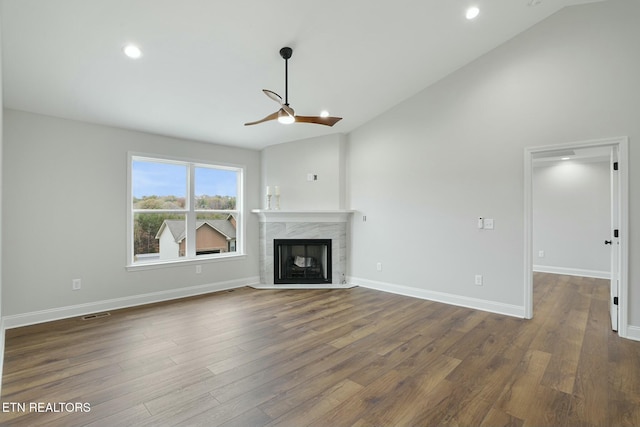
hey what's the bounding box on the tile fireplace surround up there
[252,210,354,289]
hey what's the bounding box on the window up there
[128,154,243,266]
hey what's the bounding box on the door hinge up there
[614,229,619,238]
[613,162,619,171]
[614,297,619,305]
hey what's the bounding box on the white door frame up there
[610,145,620,331]
[524,136,629,337]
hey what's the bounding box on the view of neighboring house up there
[155,215,237,259]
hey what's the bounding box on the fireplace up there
[274,239,332,284]
[253,209,352,287]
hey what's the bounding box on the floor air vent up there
[81,312,111,320]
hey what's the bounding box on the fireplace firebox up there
[274,239,332,284]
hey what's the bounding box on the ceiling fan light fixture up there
[277,110,295,124]
[123,44,142,59]
[466,6,480,20]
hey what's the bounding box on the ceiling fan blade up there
[244,110,280,126]
[294,115,343,127]
[263,89,283,104]
[263,89,294,116]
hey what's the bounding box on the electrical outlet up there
[72,279,81,291]
[538,250,545,258]
[195,265,202,274]
[475,275,483,286]
[376,262,382,271]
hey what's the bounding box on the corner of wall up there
[261,133,347,210]
[0,319,5,394]
[0,10,5,394]
[338,133,347,209]
[625,325,640,342]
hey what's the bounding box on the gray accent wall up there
[0,14,4,388]
[2,110,261,317]
[346,0,640,324]
[261,134,347,211]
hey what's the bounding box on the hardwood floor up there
[2,273,639,426]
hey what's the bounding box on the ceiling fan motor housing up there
[280,47,293,60]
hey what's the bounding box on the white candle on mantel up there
[274,186,280,196]
[266,186,272,196]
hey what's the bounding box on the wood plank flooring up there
[2,273,640,426]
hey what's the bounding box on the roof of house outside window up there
[155,217,236,243]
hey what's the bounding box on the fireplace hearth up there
[274,239,332,284]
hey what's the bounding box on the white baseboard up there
[349,276,525,318]
[533,265,610,280]
[625,325,640,342]
[2,276,260,330]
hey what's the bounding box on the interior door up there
[609,146,620,331]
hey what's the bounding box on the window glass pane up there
[134,213,186,263]
[194,167,237,210]
[195,213,237,255]
[132,160,187,209]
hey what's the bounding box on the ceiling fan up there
[244,47,342,127]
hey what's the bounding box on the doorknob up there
[604,240,612,245]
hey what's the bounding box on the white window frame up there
[126,152,245,270]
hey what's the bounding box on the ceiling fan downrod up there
[280,47,293,106]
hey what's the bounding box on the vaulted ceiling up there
[1,0,605,150]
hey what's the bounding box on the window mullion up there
[186,164,197,258]
[235,170,242,254]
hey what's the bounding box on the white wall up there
[261,134,346,210]
[0,13,5,389]
[1,110,261,321]
[533,160,611,278]
[347,0,640,324]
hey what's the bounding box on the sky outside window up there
[195,166,237,198]
[132,160,187,199]
[132,160,237,200]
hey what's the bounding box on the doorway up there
[524,137,628,336]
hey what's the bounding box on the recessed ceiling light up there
[466,6,480,20]
[123,44,142,59]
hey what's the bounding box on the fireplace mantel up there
[251,209,353,223]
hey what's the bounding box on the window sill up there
[126,253,246,272]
